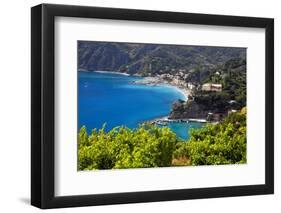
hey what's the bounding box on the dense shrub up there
[78,124,178,170]
[186,107,246,165]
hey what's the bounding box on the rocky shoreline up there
[131,75,228,123]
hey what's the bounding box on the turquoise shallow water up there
[166,122,204,140]
[78,71,203,140]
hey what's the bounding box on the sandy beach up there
[79,69,130,76]
[93,71,130,76]
[132,76,191,101]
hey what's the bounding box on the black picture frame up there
[31,3,274,209]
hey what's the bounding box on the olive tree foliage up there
[186,107,247,165]
[78,124,178,170]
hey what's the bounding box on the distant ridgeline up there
[78,41,245,76]
[78,41,246,121]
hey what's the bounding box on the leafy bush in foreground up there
[78,124,178,170]
[186,107,246,165]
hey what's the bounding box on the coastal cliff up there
[169,100,208,120]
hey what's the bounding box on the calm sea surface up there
[78,71,203,140]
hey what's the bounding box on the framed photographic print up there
[31,3,274,209]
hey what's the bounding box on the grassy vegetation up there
[78,108,246,170]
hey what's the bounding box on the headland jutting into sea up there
[129,73,209,125]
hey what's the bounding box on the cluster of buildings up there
[156,72,189,88]
[156,72,224,95]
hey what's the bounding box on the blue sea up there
[78,71,203,140]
